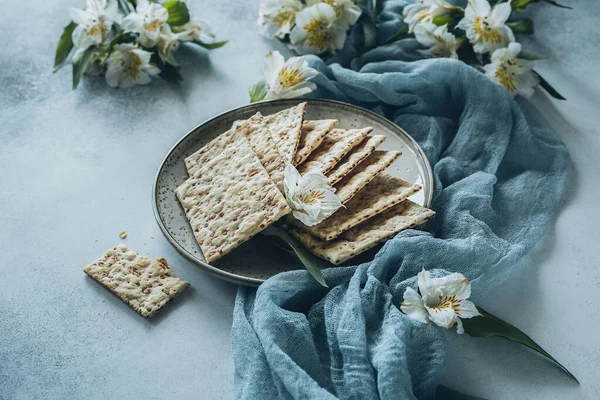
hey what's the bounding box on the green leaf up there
[463,306,578,383]
[117,0,135,14]
[163,0,190,27]
[359,14,378,52]
[192,40,228,50]
[518,51,549,61]
[95,32,137,63]
[507,19,534,34]
[261,226,328,287]
[384,25,409,44]
[54,22,77,72]
[542,0,573,9]
[72,46,96,89]
[534,71,566,100]
[248,80,267,103]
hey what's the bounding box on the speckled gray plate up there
[153,99,433,286]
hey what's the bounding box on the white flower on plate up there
[105,43,160,88]
[289,3,347,55]
[69,0,121,49]
[283,164,343,226]
[157,27,181,66]
[122,0,169,48]
[457,0,514,54]
[403,0,455,33]
[400,268,480,334]
[306,0,362,28]
[414,22,460,60]
[263,51,318,100]
[259,0,304,39]
[483,42,539,97]
[175,18,216,44]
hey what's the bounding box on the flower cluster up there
[54,0,226,89]
[258,0,362,55]
[402,0,560,98]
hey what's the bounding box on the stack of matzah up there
[177,102,435,266]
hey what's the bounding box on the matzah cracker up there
[83,245,190,318]
[294,119,339,166]
[176,135,290,263]
[335,150,402,203]
[327,135,386,185]
[185,128,235,176]
[237,113,287,190]
[290,200,435,265]
[263,102,306,164]
[294,174,422,240]
[297,128,372,175]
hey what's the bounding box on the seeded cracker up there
[335,150,402,204]
[185,128,235,177]
[294,119,339,166]
[83,245,190,317]
[263,102,307,164]
[290,200,435,265]
[327,135,386,185]
[297,128,371,175]
[175,135,291,263]
[294,174,422,240]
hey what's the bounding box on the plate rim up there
[152,98,434,286]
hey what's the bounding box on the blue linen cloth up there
[232,3,570,399]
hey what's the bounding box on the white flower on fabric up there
[259,0,304,39]
[263,51,318,100]
[289,3,347,55]
[157,27,181,66]
[457,0,515,54]
[283,164,343,226]
[483,42,539,97]
[122,0,169,48]
[69,0,121,49]
[403,0,455,33]
[414,22,460,60]
[175,19,216,44]
[105,44,160,88]
[306,0,362,28]
[400,269,481,334]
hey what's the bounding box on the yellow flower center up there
[431,295,462,313]
[304,18,330,52]
[273,10,295,28]
[473,16,503,43]
[277,68,303,88]
[302,190,325,205]
[88,17,109,40]
[495,61,517,92]
[144,19,161,32]
[122,52,142,81]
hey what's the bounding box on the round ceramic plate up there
[153,99,433,286]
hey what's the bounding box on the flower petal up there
[491,1,512,25]
[455,299,481,319]
[436,272,471,300]
[401,287,429,324]
[264,51,286,88]
[426,303,457,329]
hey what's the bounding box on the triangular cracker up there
[335,150,402,204]
[327,134,386,185]
[294,174,422,240]
[176,135,291,263]
[263,102,307,164]
[83,245,190,317]
[290,200,435,265]
[294,119,339,166]
[297,128,372,175]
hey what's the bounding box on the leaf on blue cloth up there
[261,226,328,287]
[463,306,578,383]
[54,22,76,72]
[507,19,534,34]
[72,46,96,89]
[359,14,378,52]
[535,71,566,100]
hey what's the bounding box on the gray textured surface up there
[0,1,599,399]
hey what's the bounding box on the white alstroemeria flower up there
[306,0,362,28]
[263,51,318,100]
[69,0,121,49]
[122,0,169,48]
[289,3,347,55]
[259,0,304,39]
[175,18,216,43]
[457,0,515,54]
[401,269,480,334]
[483,42,539,97]
[403,0,455,33]
[283,164,343,226]
[157,28,181,66]
[105,44,160,88]
[414,22,460,60]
